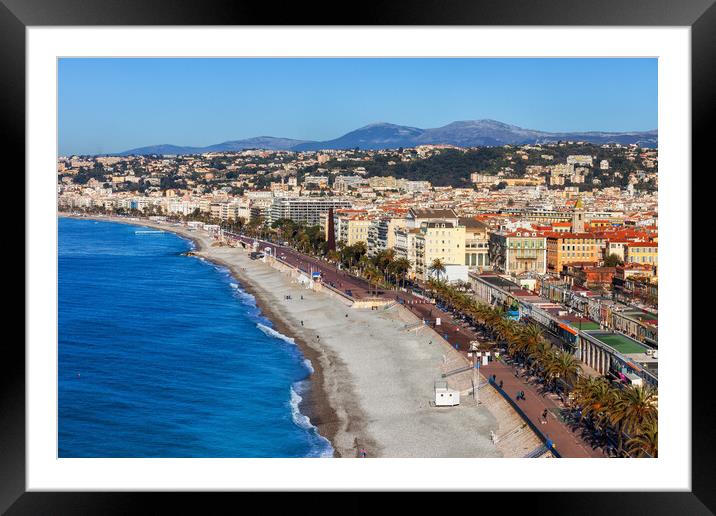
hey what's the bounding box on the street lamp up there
[470,340,480,405]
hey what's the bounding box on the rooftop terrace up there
[586,330,647,355]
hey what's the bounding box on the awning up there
[558,323,578,335]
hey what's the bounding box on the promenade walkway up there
[481,361,605,458]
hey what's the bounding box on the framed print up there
[5,0,713,513]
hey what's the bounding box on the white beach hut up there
[434,380,460,406]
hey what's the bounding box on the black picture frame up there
[3,0,709,513]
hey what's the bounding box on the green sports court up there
[589,332,646,354]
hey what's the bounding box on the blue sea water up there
[58,217,332,458]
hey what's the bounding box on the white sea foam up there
[230,282,239,289]
[303,359,315,374]
[289,383,334,458]
[257,323,295,345]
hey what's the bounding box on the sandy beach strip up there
[61,214,543,458]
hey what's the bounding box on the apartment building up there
[302,175,329,189]
[269,197,351,226]
[333,209,372,246]
[625,242,658,266]
[367,217,407,256]
[406,207,459,229]
[546,233,607,274]
[333,175,368,193]
[394,227,421,279]
[414,221,466,281]
[461,218,490,269]
[489,230,547,275]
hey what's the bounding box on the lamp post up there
[470,340,480,405]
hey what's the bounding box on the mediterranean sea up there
[58,217,332,457]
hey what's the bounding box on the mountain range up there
[115,119,657,156]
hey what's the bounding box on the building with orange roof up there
[551,221,572,233]
[546,232,607,274]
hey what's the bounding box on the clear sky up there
[58,58,657,155]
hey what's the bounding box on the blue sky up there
[58,58,657,155]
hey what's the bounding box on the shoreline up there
[192,251,345,457]
[60,213,542,458]
[60,213,346,457]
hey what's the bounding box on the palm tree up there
[626,419,658,457]
[573,377,615,431]
[358,254,372,276]
[521,323,544,350]
[373,248,396,278]
[544,350,582,392]
[389,257,412,288]
[364,265,382,297]
[428,258,446,282]
[527,339,552,376]
[609,384,658,455]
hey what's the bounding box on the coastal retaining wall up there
[265,255,354,306]
[351,299,395,309]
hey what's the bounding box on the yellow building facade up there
[546,233,606,273]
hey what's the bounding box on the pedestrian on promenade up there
[542,409,548,424]
[499,380,503,390]
[300,320,304,326]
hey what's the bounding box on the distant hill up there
[114,120,657,155]
[117,136,311,156]
[291,123,424,151]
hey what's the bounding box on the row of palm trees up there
[572,376,658,457]
[426,278,583,387]
[242,218,416,296]
[329,245,414,295]
[425,279,658,457]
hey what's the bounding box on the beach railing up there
[524,444,550,458]
[403,321,424,332]
[441,365,473,378]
